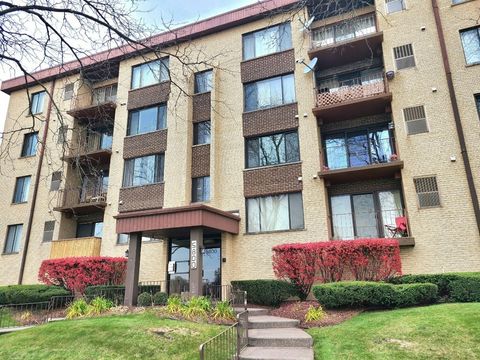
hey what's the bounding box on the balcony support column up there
[189,227,204,296]
[124,232,142,307]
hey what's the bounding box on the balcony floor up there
[53,201,107,215]
[319,160,404,185]
[62,148,112,164]
[67,101,116,119]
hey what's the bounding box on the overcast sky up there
[0,0,258,133]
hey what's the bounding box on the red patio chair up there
[385,216,408,238]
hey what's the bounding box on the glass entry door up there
[168,239,190,294]
[202,238,221,299]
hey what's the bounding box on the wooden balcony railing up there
[67,130,112,158]
[56,185,107,209]
[50,237,101,259]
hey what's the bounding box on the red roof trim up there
[1,0,299,93]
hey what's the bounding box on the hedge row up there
[231,280,298,307]
[0,285,71,305]
[388,273,480,302]
[313,281,438,309]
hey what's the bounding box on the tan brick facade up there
[1,1,480,288]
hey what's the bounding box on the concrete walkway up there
[236,308,314,360]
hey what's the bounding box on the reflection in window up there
[246,132,299,168]
[131,58,169,89]
[244,74,295,111]
[460,27,480,65]
[243,23,291,60]
[123,154,164,187]
[128,104,167,136]
[194,71,213,94]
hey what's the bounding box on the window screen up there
[414,176,441,208]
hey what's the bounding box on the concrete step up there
[248,315,299,329]
[239,347,314,360]
[248,328,313,348]
[235,308,269,316]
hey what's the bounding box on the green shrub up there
[388,273,480,302]
[166,295,183,314]
[304,305,325,323]
[86,297,114,316]
[182,296,212,319]
[212,301,235,320]
[313,281,438,309]
[152,292,168,306]
[0,285,71,305]
[66,298,88,319]
[231,280,298,307]
[137,292,152,307]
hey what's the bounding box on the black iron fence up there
[199,310,249,360]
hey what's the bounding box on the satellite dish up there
[303,57,318,74]
[300,16,315,33]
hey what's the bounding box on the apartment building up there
[1,0,480,304]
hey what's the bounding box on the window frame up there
[122,154,165,188]
[246,192,304,233]
[385,0,406,14]
[244,73,296,112]
[3,224,23,254]
[192,176,210,203]
[12,176,31,204]
[194,70,213,94]
[193,120,211,145]
[42,221,55,242]
[460,26,480,66]
[245,131,300,169]
[131,58,169,90]
[242,22,292,61]
[127,104,167,136]
[20,132,39,158]
[30,91,46,115]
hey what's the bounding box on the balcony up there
[54,185,107,214]
[313,72,392,123]
[63,129,112,163]
[330,208,414,247]
[50,237,101,259]
[67,83,117,119]
[308,12,383,69]
[319,135,403,184]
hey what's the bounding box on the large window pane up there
[123,154,164,187]
[131,58,169,89]
[128,105,166,136]
[289,193,304,229]
[246,131,300,168]
[325,136,348,169]
[247,198,261,233]
[243,23,292,60]
[282,74,296,104]
[193,121,211,145]
[244,74,296,112]
[378,190,403,235]
[352,194,378,238]
[347,132,369,167]
[31,91,45,114]
[13,176,31,203]
[331,195,354,239]
[194,71,213,94]
[4,224,22,253]
[192,176,210,202]
[21,132,38,157]
[461,28,480,65]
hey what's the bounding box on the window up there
[247,192,304,233]
[117,234,162,244]
[13,176,31,203]
[414,176,441,208]
[50,171,62,191]
[21,132,38,157]
[330,190,404,239]
[244,74,295,112]
[92,84,117,105]
[452,0,467,3]
[192,176,210,202]
[475,94,480,119]
[243,23,292,60]
[58,125,68,144]
[76,222,103,238]
[193,121,211,145]
[123,154,164,187]
[30,91,46,114]
[194,70,213,94]
[460,27,480,65]
[131,58,169,89]
[246,131,299,168]
[127,104,167,136]
[64,84,74,100]
[403,105,429,135]
[43,221,55,242]
[386,0,405,13]
[324,126,394,170]
[393,44,416,70]
[3,224,22,254]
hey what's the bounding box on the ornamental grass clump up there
[66,297,114,319]
[166,295,183,314]
[304,305,325,323]
[211,301,236,321]
[182,296,212,319]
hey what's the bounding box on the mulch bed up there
[270,301,361,329]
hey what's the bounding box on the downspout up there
[18,79,56,284]
[431,0,480,235]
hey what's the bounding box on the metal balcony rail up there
[323,137,396,170]
[199,310,249,360]
[331,208,409,240]
[311,12,377,49]
[316,72,387,108]
[56,184,107,208]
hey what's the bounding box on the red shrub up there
[272,239,402,299]
[38,257,127,295]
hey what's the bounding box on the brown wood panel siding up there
[123,130,167,159]
[127,82,171,110]
[321,114,391,133]
[119,183,164,212]
[243,103,298,137]
[328,178,402,196]
[50,237,101,259]
[244,162,302,198]
[192,92,211,122]
[240,49,295,83]
[191,144,211,178]
[115,205,240,234]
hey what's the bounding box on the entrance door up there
[168,239,190,294]
[202,238,221,299]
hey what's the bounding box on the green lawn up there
[308,303,480,359]
[0,311,223,360]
